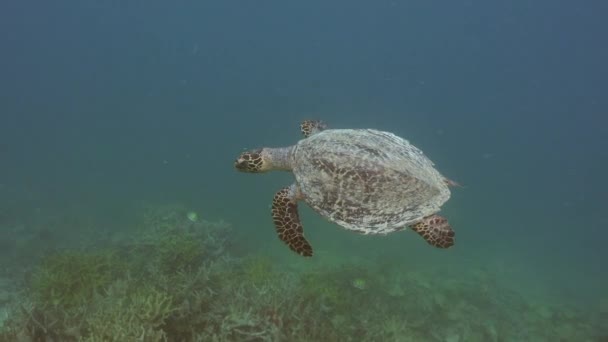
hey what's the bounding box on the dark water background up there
[1,0,607,318]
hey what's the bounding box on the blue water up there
[1,0,607,340]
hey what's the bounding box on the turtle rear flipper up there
[272,185,313,257]
[410,215,455,248]
[300,120,326,138]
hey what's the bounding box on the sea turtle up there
[234,120,458,257]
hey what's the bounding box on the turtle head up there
[234,147,293,173]
[234,148,271,173]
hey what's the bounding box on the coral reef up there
[0,203,605,341]
[30,250,125,310]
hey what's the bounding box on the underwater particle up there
[352,278,367,290]
[186,211,198,222]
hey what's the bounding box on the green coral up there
[241,255,278,285]
[81,285,176,342]
[1,203,605,342]
[131,205,213,277]
[297,264,374,312]
[145,228,204,274]
[299,270,342,307]
[31,250,124,310]
[0,204,223,341]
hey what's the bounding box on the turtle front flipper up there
[272,185,313,257]
[409,215,455,248]
[300,120,326,138]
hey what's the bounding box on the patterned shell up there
[292,129,450,234]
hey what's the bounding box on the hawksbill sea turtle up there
[234,120,459,257]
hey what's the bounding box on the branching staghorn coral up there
[1,203,604,342]
[81,285,175,342]
[30,250,124,311]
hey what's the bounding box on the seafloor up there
[0,201,606,342]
